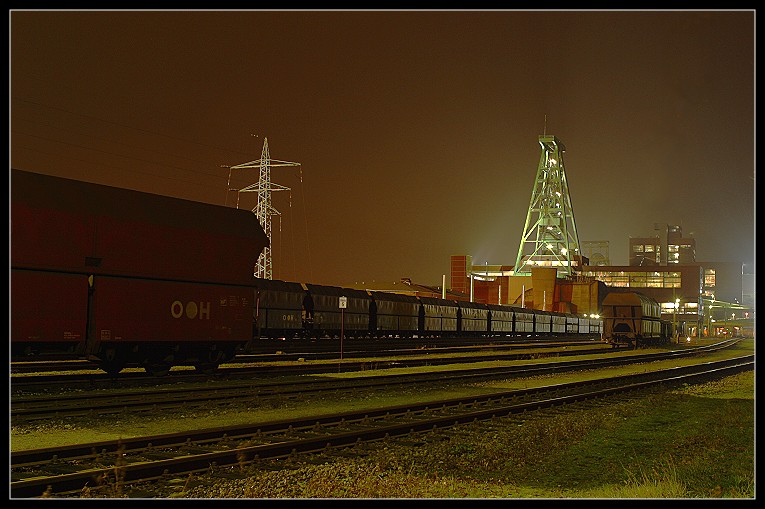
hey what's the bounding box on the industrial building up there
[356,134,754,339]
[447,240,753,339]
[629,224,697,266]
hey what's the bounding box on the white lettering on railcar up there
[171,300,211,320]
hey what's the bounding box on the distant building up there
[742,267,755,308]
[666,224,697,265]
[628,236,662,266]
[347,219,751,339]
[698,261,747,303]
[581,240,610,266]
[441,218,751,338]
[446,255,601,316]
[629,224,696,267]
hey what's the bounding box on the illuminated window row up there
[583,271,682,288]
[661,301,698,314]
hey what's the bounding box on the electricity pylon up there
[227,137,300,279]
[513,134,581,276]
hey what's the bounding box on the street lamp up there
[673,298,680,342]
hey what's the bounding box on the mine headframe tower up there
[226,137,301,280]
[513,134,582,277]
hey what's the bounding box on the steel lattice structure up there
[513,134,581,276]
[228,138,300,279]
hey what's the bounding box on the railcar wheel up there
[100,361,125,376]
[194,363,219,375]
[144,363,171,377]
[99,348,125,376]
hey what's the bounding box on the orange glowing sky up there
[10,9,755,286]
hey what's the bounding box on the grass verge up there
[159,370,754,499]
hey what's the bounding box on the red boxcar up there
[11,271,89,356]
[11,169,267,284]
[11,169,268,375]
[89,276,255,375]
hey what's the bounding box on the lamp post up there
[732,312,736,337]
[673,298,680,342]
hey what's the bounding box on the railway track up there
[11,355,753,498]
[10,338,601,374]
[11,341,624,391]
[10,340,739,423]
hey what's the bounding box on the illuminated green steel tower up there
[513,134,581,276]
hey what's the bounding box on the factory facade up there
[448,223,753,338]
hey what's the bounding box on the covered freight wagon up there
[601,290,667,347]
[419,296,458,335]
[533,309,552,335]
[487,304,514,334]
[457,300,489,335]
[303,284,371,338]
[11,169,268,284]
[565,313,580,334]
[369,291,420,337]
[11,169,268,374]
[251,278,306,340]
[513,307,535,334]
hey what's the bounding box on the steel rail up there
[10,355,752,498]
[12,340,735,421]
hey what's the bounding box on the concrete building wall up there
[450,255,471,296]
[531,267,557,311]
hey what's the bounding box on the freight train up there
[11,169,602,376]
[600,289,672,348]
[250,277,603,344]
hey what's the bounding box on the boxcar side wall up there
[11,169,267,285]
[11,269,89,355]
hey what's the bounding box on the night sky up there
[10,10,756,287]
